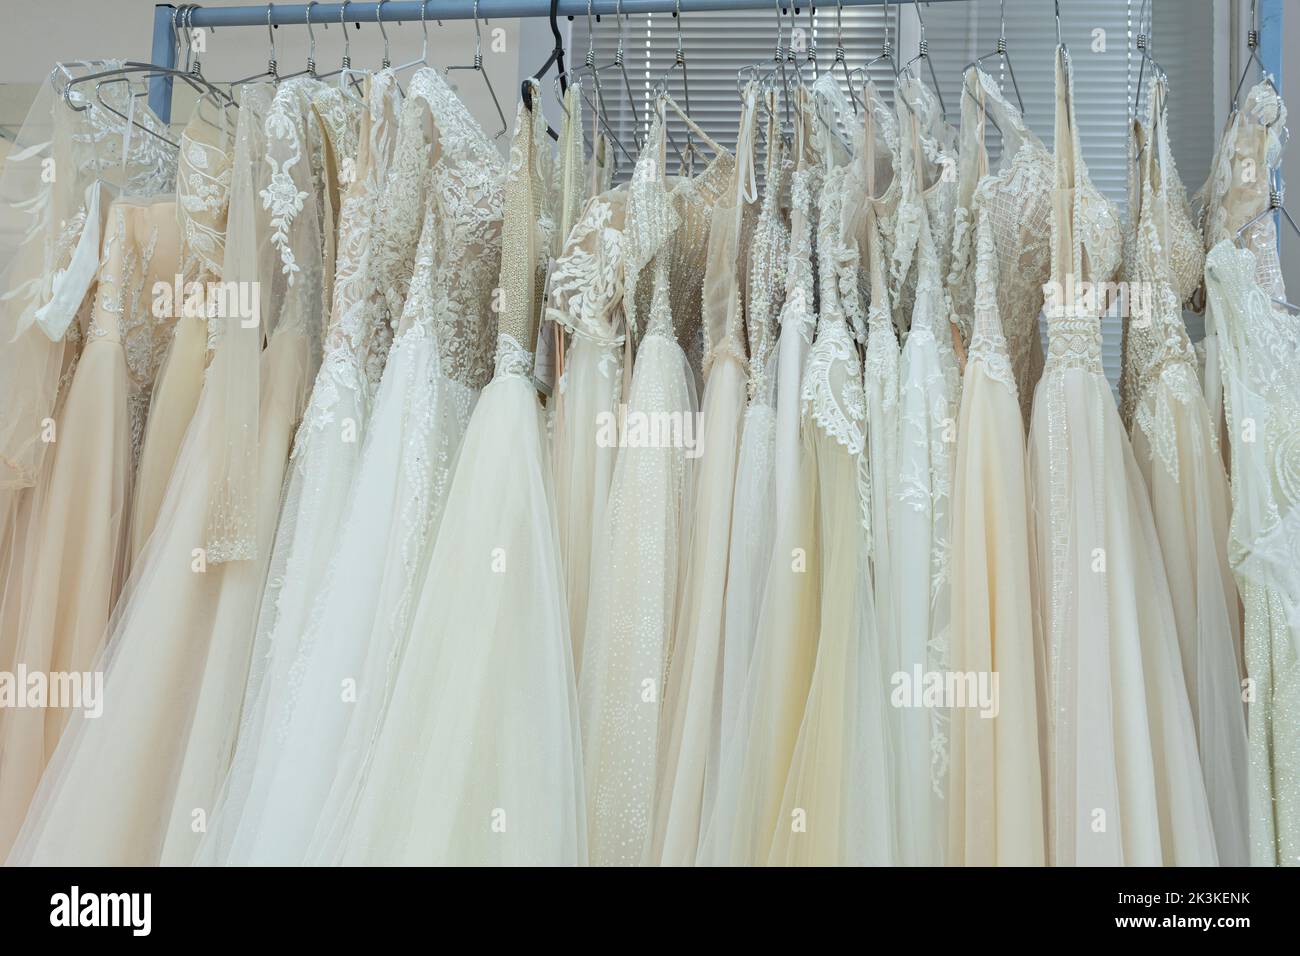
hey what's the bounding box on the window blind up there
[573,0,1219,386]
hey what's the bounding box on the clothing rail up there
[147,0,965,122]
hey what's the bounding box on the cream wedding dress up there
[579,96,732,866]
[217,68,503,867]
[6,80,334,866]
[1199,79,1300,867]
[647,87,759,866]
[945,69,1046,867]
[333,90,585,866]
[1120,77,1249,867]
[1027,49,1216,867]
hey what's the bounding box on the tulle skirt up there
[768,427,895,866]
[648,351,745,866]
[947,364,1045,866]
[1027,366,1219,866]
[333,372,584,866]
[580,330,698,866]
[708,394,777,828]
[203,331,474,866]
[5,329,309,866]
[0,340,131,856]
[552,334,621,673]
[1129,368,1249,866]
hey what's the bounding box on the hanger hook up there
[1055,0,1064,50]
[266,3,279,78]
[305,1,319,75]
[340,1,353,68]
[377,0,392,68]
[586,0,597,64]
[420,0,430,62]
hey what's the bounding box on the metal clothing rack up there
[146,0,964,123]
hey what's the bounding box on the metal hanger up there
[803,2,820,81]
[446,0,508,139]
[832,0,857,114]
[736,1,793,138]
[960,0,1024,117]
[523,0,567,141]
[552,0,637,166]
[1232,0,1282,113]
[899,0,946,122]
[651,0,702,172]
[312,2,368,99]
[63,7,234,145]
[848,0,900,110]
[229,3,281,87]
[1236,172,1300,313]
[1131,0,1169,118]
[277,1,323,80]
[392,1,439,75]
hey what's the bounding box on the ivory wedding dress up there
[1200,80,1300,866]
[129,108,234,565]
[334,90,585,866]
[648,87,759,866]
[579,97,732,866]
[0,194,181,856]
[945,70,1045,867]
[891,80,960,868]
[1027,49,1216,867]
[6,80,334,866]
[1203,242,1300,868]
[214,69,503,867]
[697,88,826,867]
[767,159,895,867]
[192,73,401,866]
[1120,77,1249,867]
[708,101,789,835]
[550,184,627,671]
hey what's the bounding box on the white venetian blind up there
[574,0,1219,386]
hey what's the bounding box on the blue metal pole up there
[149,4,178,125]
[178,0,958,27]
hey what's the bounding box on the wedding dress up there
[580,95,732,866]
[947,68,1052,427]
[1200,80,1300,866]
[708,93,788,838]
[1203,242,1300,868]
[767,157,895,867]
[891,80,961,868]
[129,108,234,565]
[0,193,181,856]
[1027,49,1217,866]
[697,88,825,867]
[945,71,1045,867]
[333,89,585,866]
[211,68,503,867]
[191,73,402,866]
[1120,77,1249,867]
[0,67,177,678]
[157,81,360,866]
[647,86,759,866]
[5,80,333,866]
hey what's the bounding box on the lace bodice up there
[1118,77,1203,440]
[1205,242,1300,642]
[1199,81,1289,300]
[493,85,555,379]
[376,68,506,390]
[744,105,791,403]
[546,187,627,347]
[1044,48,1123,376]
[949,68,1051,424]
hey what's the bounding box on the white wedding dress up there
[1120,77,1249,867]
[212,68,503,866]
[332,89,585,866]
[1027,49,1217,866]
[579,97,732,866]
